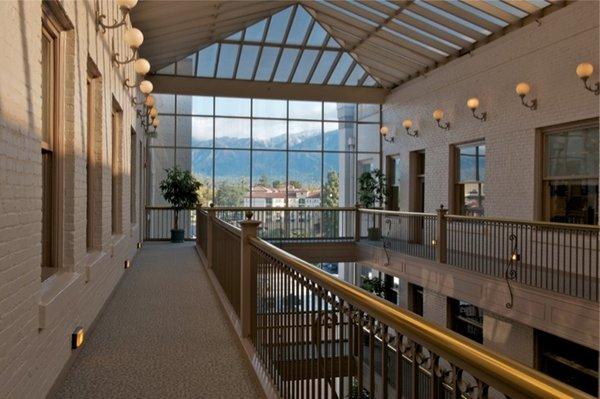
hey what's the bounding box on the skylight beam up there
[269,5,298,82]
[232,28,245,79]
[251,15,272,81]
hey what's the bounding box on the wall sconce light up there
[71,327,85,349]
[432,109,450,130]
[144,95,155,108]
[96,0,138,32]
[380,126,394,142]
[148,107,158,120]
[576,62,599,95]
[113,27,144,65]
[515,82,537,110]
[139,80,153,95]
[124,260,131,269]
[467,98,487,121]
[152,118,160,129]
[402,119,418,137]
[431,239,437,246]
[124,58,151,88]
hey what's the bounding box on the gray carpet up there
[53,242,263,399]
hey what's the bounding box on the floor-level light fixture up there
[114,27,144,65]
[515,82,537,110]
[467,98,487,121]
[402,119,418,137]
[124,58,151,88]
[576,62,599,95]
[72,327,85,350]
[96,0,138,32]
[432,109,450,130]
[380,126,395,142]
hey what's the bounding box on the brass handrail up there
[248,235,594,399]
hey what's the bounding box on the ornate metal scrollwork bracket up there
[505,233,520,309]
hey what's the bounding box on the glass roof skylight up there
[158,4,380,88]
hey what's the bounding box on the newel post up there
[240,211,261,338]
[207,203,216,269]
[354,203,361,242]
[436,204,448,264]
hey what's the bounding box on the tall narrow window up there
[542,122,598,225]
[130,129,137,225]
[41,17,59,281]
[455,142,485,216]
[111,102,123,235]
[448,298,483,343]
[409,151,425,213]
[86,62,101,251]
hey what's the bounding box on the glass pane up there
[252,151,287,206]
[324,102,356,121]
[458,145,480,182]
[289,100,322,120]
[176,95,213,115]
[307,23,327,46]
[196,44,218,77]
[274,48,300,82]
[357,154,380,174]
[226,31,242,41]
[214,150,250,206]
[545,128,599,177]
[358,104,380,122]
[288,152,322,207]
[236,45,260,79]
[176,148,213,206]
[156,63,175,75]
[148,115,175,147]
[460,183,484,217]
[287,6,311,45]
[154,94,175,114]
[292,50,319,83]
[147,147,174,206]
[176,54,195,76]
[327,37,341,48]
[245,19,267,42]
[310,51,338,84]
[357,124,379,152]
[324,121,356,151]
[324,152,354,207]
[215,117,251,148]
[42,35,52,146]
[253,119,287,149]
[266,7,293,43]
[546,179,598,225]
[289,121,322,150]
[176,116,213,147]
[255,47,279,81]
[328,53,353,85]
[253,99,287,118]
[363,76,377,87]
[216,43,239,78]
[215,97,251,117]
[346,64,366,86]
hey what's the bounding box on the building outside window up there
[448,298,483,343]
[542,122,598,225]
[455,142,485,216]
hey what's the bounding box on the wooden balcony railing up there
[195,209,594,399]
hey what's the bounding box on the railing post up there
[436,204,448,263]
[240,211,261,338]
[207,203,216,269]
[354,204,361,242]
[195,204,201,249]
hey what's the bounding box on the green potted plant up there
[159,165,201,243]
[361,276,386,298]
[358,169,387,241]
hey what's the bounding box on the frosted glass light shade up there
[515,82,530,96]
[433,109,444,121]
[124,28,144,49]
[117,0,138,9]
[139,80,153,94]
[134,58,151,75]
[402,119,413,129]
[380,126,389,136]
[576,62,594,78]
[144,95,155,107]
[149,107,158,119]
[152,118,160,128]
[467,98,480,110]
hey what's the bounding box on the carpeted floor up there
[52,242,263,399]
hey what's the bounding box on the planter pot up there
[170,229,185,243]
[367,227,381,241]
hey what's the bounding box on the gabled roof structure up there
[131,0,564,102]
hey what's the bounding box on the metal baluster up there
[382,324,389,399]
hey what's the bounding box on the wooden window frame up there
[452,141,485,216]
[111,99,124,236]
[86,59,102,251]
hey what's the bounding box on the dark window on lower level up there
[448,298,483,343]
[536,330,598,396]
[409,283,423,316]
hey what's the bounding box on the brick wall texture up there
[0,1,143,397]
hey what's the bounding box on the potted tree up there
[358,169,387,241]
[159,166,201,243]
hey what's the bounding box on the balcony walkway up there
[52,242,262,399]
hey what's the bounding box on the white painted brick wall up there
[0,1,144,397]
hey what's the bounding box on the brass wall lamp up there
[380,126,394,143]
[402,119,418,137]
[467,98,487,122]
[124,59,151,88]
[576,62,599,95]
[113,28,144,65]
[432,109,450,130]
[96,0,138,32]
[515,82,537,110]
